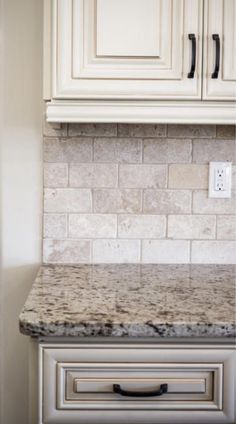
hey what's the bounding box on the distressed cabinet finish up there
[53,0,202,100]
[45,0,236,123]
[203,0,236,100]
[39,343,236,424]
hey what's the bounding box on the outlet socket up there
[209,162,232,198]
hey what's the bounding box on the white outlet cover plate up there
[208,161,232,198]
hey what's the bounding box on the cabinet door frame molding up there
[44,0,236,124]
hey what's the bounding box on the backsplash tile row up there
[43,122,236,264]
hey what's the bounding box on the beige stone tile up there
[44,137,93,163]
[217,216,236,240]
[119,165,167,189]
[69,163,118,188]
[43,120,67,137]
[143,138,192,164]
[169,164,208,189]
[216,125,235,139]
[193,190,236,214]
[94,138,142,163]
[43,239,91,263]
[168,215,216,239]
[168,125,215,138]
[93,189,142,213]
[93,239,140,263]
[43,214,67,238]
[44,188,92,213]
[44,163,68,188]
[69,214,117,238]
[191,241,236,264]
[118,215,166,239]
[143,190,191,214]
[142,240,190,263]
[68,123,117,137]
[193,139,236,163]
[117,124,166,137]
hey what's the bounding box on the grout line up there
[189,240,192,264]
[92,137,95,162]
[90,239,93,263]
[67,213,69,238]
[116,214,118,239]
[166,215,168,239]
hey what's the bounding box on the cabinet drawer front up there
[41,344,236,424]
[62,363,215,406]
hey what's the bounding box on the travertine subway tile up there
[217,216,236,240]
[42,119,236,265]
[118,215,166,239]
[142,240,190,263]
[193,190,236,214]
[143,190,191,214]
[93,239,140,263]
[43,239,91,263]
[44,188,92,213]
[68,123,117,137]
[43,121,67,137]
[143,138,192,164]
[94,189,142,213]
[69,163,118,188]
[168,125,216,138]
[191,241,236,264]
[117,124,166,137]
[169,164,208,189]
[44,163,68,188]
[43,214,67,238]
[216,125,236,139]
[193,139,236,163]
[44,137,93,163]
[168,215,216,239]
[69,214,117,238]
[94,137,142,163]
[119,164,167,189]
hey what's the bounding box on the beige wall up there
[43,123,236,265]
[0,0,43,423]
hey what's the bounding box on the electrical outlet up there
[209,162,232,198]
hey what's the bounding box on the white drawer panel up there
[41,343,236,424]
[61,363,215,406]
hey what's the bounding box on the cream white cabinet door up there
[203,0,236,99]
[53,0,203,100]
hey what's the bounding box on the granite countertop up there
[19,264,236,338]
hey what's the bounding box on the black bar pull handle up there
[113,383,168,398]
[212,34,220,79]
[188,34,196,78]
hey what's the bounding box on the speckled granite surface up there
[19,264,236,338]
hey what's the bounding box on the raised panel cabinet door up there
[53,0,203,99]
[203,0,236,100]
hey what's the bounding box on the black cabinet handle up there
[113,383,168,398]
[188,34,196,78]
[212,34,220,79]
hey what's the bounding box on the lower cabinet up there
[40,343,236,424]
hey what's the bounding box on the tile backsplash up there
[43,122,236,264]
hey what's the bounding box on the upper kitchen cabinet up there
[52,0,202,100]
[45,0,236,123]
[203,0,236,100]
